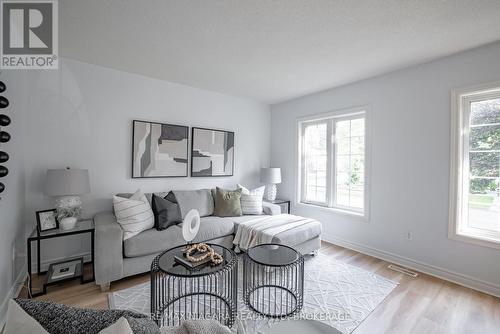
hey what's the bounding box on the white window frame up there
[449,82,500,249]
[296,106,370,220]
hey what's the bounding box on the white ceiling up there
[60,0,500,104]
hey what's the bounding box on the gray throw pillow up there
[214,187,242,217]
[152,194,182,230]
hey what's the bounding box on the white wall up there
[0,71,28,325]
[20,58,270,269]
[271,42,500,294]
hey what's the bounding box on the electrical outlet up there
[406,231,413,241]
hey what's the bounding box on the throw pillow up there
[4,300,49,334]
[238,184,265,215]
[152,194,182,230]
[113,189,154,240]
[214,187,242,217]
[173,189,215,218]
[99,317,134,334]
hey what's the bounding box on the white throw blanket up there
[233,214,317,251]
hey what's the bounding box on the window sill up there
[449,229,500,250]
[296,202,368,222]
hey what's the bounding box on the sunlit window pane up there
[303,123,328,203]
[467,98,500,233]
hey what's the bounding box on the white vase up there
[60,217,78,230]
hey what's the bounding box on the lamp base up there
[264,184,277,201]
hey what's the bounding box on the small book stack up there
[174,250,211,269]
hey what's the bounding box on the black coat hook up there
[0,114,10,126]
[0,81,5,93]
[0,151,8,163]
[0,166,8,178]
[0,182,4,193]
[0,131,10,143]
[0,96,8,108]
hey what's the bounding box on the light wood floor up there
[19,241,500,333]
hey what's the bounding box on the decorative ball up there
[0,114,10,126]
[0,166,8,177]
[0,131,10,143]
[0,151,8,163]
[0,182,4,193]
[0,81,5,93]
[0,96,8,108]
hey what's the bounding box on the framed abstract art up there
[132,120,189,178]
[191,127,234,177]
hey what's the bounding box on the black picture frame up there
[36,209,59,233]
[131,120,189,178]
[191,127,235,177]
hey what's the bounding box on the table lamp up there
[261,167,281,201]
[45,167,90,230]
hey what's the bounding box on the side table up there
[27,219,95,298]
[265,199,291,214]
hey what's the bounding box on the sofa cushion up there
[124,225,183,257]
[113,190,154,240]
[173,189,214,218]
[192,216,235,243]
[123,216,235,257]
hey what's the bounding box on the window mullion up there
[329,119,335,207]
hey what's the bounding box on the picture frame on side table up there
[191,127,234,177]
[36,209,59,233]
[132,120,189,178]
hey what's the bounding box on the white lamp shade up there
[45,168,91,196]
[260,167,281,184]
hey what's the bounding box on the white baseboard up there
[323,233,500,298]
[0,264,27,330]
[31,252,92,272]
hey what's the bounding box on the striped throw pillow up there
[238,184,265,215]
[113,189,154,240]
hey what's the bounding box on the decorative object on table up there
[132,120,188,178]
[36,209,59,232]
[113,189,154,240]
[214,187,242,217]
[27,219,95,298]
[238,184,265,215]
[176,243,224,268]
[151,244,237,327]
[243,243,304,318]
[45,167,90,230]
[181,209,200,243]
[191,127,234,177]
[260,167,281,201]
[48,258,80,281]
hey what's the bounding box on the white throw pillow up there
[3,300,49,334]
[238,184,265,215]
[99,317,134,334]
[113,189,154,240]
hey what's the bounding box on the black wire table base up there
[151,245,238,328]
[243,245,305,318]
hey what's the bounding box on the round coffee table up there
[151,244,237,327]
[243,243,304,318]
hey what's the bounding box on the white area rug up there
[109,253,397,333]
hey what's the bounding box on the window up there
[450,84,500,248]
[298,108,367,216]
